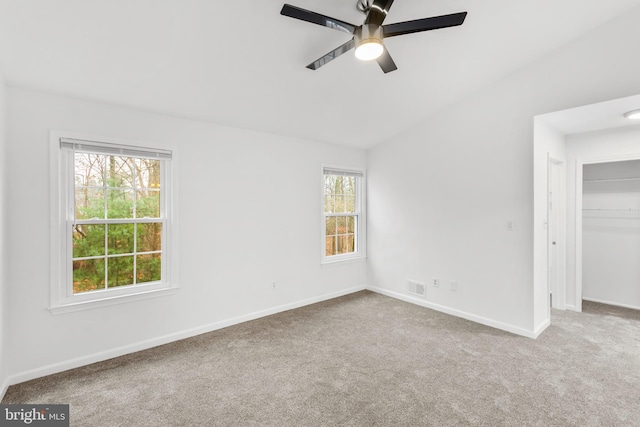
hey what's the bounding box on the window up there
[322,166,366,263]
[50,133,177,313]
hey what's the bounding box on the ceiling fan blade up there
[383,12,467,38]
[376,48,397,73]
[281,4,356,35]
[365,0,395,26]
[306,39,356,70]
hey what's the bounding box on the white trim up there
[50,132,65,312]
[366,286,541,339]
[548,156,567,310]
[533,318,551,339]
[60,137,171,160]
[574,152,640,313]
[0,376,9,402]
[7,283,556,386]
[9,285,366,385]
[320,256,367,268]
[49,130,179,312]
[322,167,363,178]
[320,253,366,265]
[49,287,178,315]
[582,297,640,311]
[575,158,583,313]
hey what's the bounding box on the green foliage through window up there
[72,153,163,293]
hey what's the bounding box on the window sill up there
[321,255,367,268]
[49,286,179,315]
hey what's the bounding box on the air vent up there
[408,280,426,297]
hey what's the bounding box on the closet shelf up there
[583,177,640,183]
[583,208,640,219]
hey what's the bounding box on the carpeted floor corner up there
[3,291,640,426]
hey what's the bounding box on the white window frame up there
[321,164,366,265]
[50,131,179,314]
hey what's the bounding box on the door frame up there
[574,153,640,311]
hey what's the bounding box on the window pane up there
[325,236,336,256]
[73,258,106,293]
[347,234,355,252]
[347,216,355,234]
[75,153,105,187]
[75,188,105,220]
[345,195,355,213]
[73,224,105,258]
[333,176,342,196]
[136,190,160,218]
[325,217,337,236]
[136,159,161,189]
[107,256,134,288]
[324,175,336,194]
[137,253,161,283]
[324,195,334,214]
[106,156,135,188]
[107,189,134,219]
[337,235,348,255]
[107,224,135,255]
[65,145,169,301]
[323,172,361,259]
[343,177,355,195]
[137,223,163,253]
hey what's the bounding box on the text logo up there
[0,405,69,426]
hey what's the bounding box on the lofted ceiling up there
[0,0,639,149]
[539,94,640,137]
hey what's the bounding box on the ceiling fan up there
[280,0,467,73]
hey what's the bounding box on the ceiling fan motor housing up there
[355,24,384,48]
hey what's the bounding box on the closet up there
[582,159,640,310]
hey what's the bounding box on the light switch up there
[506,220,515,231]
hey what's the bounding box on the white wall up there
[566,127,640,310]
[367,6,640,336]
[0,70,9,397]
[5,87,368,382]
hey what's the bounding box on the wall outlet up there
[450,280,458,292]
[271,281,277,290]
[432,278,440,288]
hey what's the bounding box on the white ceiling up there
[1,0,640,149]
[538,94,640,136]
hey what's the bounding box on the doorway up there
[533,94,640,335]
[576,157,640,311]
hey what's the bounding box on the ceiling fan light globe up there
[355,40,384,61]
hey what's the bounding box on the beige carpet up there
[3,291,640,426]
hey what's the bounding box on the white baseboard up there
[565,304,579,312]
[0,375,9,402]
[7,284,548,386]
[366,285,539,339]
[582,297,640,311]
[532,318,550,338]
[9,285,366,386]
